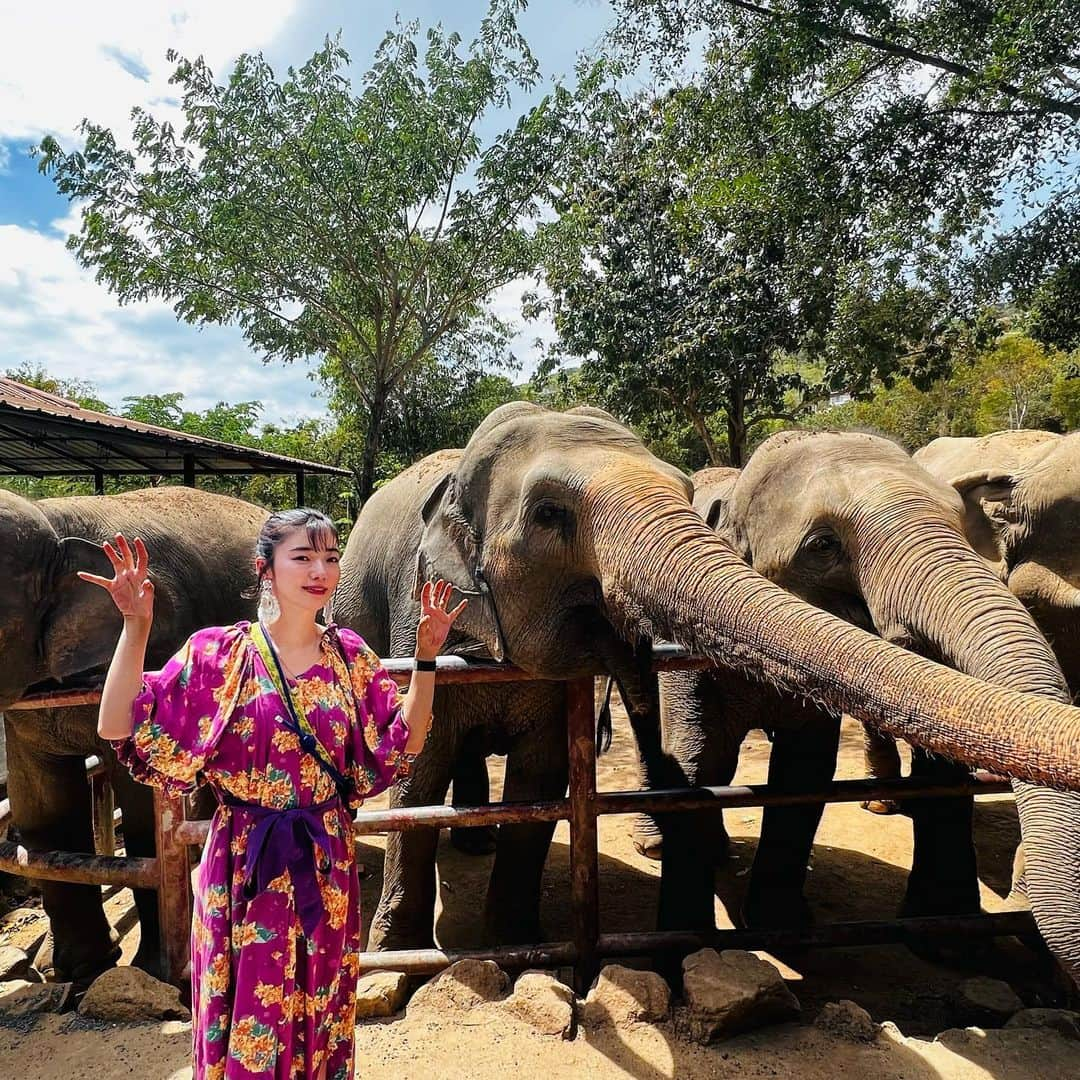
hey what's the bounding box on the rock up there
[0,979,72,1017]
[681,949,800,1043]
[78,966,190,1023]
[500,971,574,1038]
[0,946,30,982]
[406,960,508,1015]
[579,965,671,1028]
[815,999,877,1042]
[1005,1008,1080,1041]
[355,971,409,1019]
[956,976,1024,1024]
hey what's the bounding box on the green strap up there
[250,622,341,780]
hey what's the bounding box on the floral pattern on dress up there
[113,622,410,1080]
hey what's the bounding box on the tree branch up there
[718,0,1080,121]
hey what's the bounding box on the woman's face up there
[261,525,341,614]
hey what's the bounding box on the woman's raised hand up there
[416,579,468,661]
[78,533,155,624]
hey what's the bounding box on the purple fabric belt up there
[222,792,340,938]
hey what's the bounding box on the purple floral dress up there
[114,622,410,1080]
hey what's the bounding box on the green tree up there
[610,0,1080,301]
[38,2,592,501]
[535,72,889,466]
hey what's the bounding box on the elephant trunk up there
[854,502,1080,985]
[853,506,1069,702]
[584,464,1080,790]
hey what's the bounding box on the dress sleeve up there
[336,628,412,806]
[111,625,248,795]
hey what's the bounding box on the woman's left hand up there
[416,579,468,661]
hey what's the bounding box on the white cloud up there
[0,221,325,425]
[486,275,557,379]
[0,0,297,146]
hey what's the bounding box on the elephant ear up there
[948,469,1019,571]
[692,469,743,552]
[43,537,176,681]
[415,471,508,662]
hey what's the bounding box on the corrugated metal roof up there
[0,378,351,478]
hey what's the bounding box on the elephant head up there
[414,404,1080,789]
[915,431,1080,679]
[702,429,1080,980]
[0,486,265,711]
[712,430,1067,699]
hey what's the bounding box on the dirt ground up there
[3,702,1080,1078]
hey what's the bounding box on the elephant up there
[0,486,266,984]
[629,429,1080,984]
[332,403,1080,959]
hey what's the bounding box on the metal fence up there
[0,651,1033,994]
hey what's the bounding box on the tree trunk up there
[357,383,388,505]
[686,406,724,466]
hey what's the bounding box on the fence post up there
[567,676,599,995]
[154,788,193,986]
[90,770,115,856]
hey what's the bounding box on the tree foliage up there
[534,57,939,466]
[37,1,592,500]
[609,0,1080,303]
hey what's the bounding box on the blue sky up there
[0,1,616,425]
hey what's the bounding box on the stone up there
[355,971,409,1019]
[0,979,72,1017]
[814,999,878,1042]
[500,971,575,1038]
[579,965,671,1028]
[956,976,1024,1024]
[406,960,508,1015]
[78,966,191,1023]
[1005,1008,1080,1041]
[0,946,30,982]
[681,949,800,1043]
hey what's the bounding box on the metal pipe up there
[567,676,599,996]
[0,841,158,889]
[597,911,1038,956]
[171,773,1012,849]
[356,941,577,974]
[595,772,1011,816]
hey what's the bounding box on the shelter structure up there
[0,378,349,500]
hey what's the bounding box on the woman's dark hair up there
[245,508,339,594]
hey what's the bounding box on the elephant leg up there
[4,723,118,983]
[105,755,162,977]
[654,670,743,933]
[899,748,980,918]
[743,706,840,930]
[366,739,455,952]
[484,719,568,944]
[861,724,902,815]
[449,750,497,857]
[1011,782,1080,988]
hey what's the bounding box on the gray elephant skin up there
[332,404,1080,955]
[639,429,1080,985]
[0,486,266,983]
[914,429,1080,983]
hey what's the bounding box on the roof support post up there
[295,469,305,506]
[182,454,195,488]
[94,469,104,496]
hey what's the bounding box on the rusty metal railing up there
[0,652,1027,994]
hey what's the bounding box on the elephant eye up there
[531,500,575,539]
[803,531,840,555]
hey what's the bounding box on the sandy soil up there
[2,702,1079,1078]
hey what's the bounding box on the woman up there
[86,508,465,1080]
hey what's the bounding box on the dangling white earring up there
[258,579,280,623]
